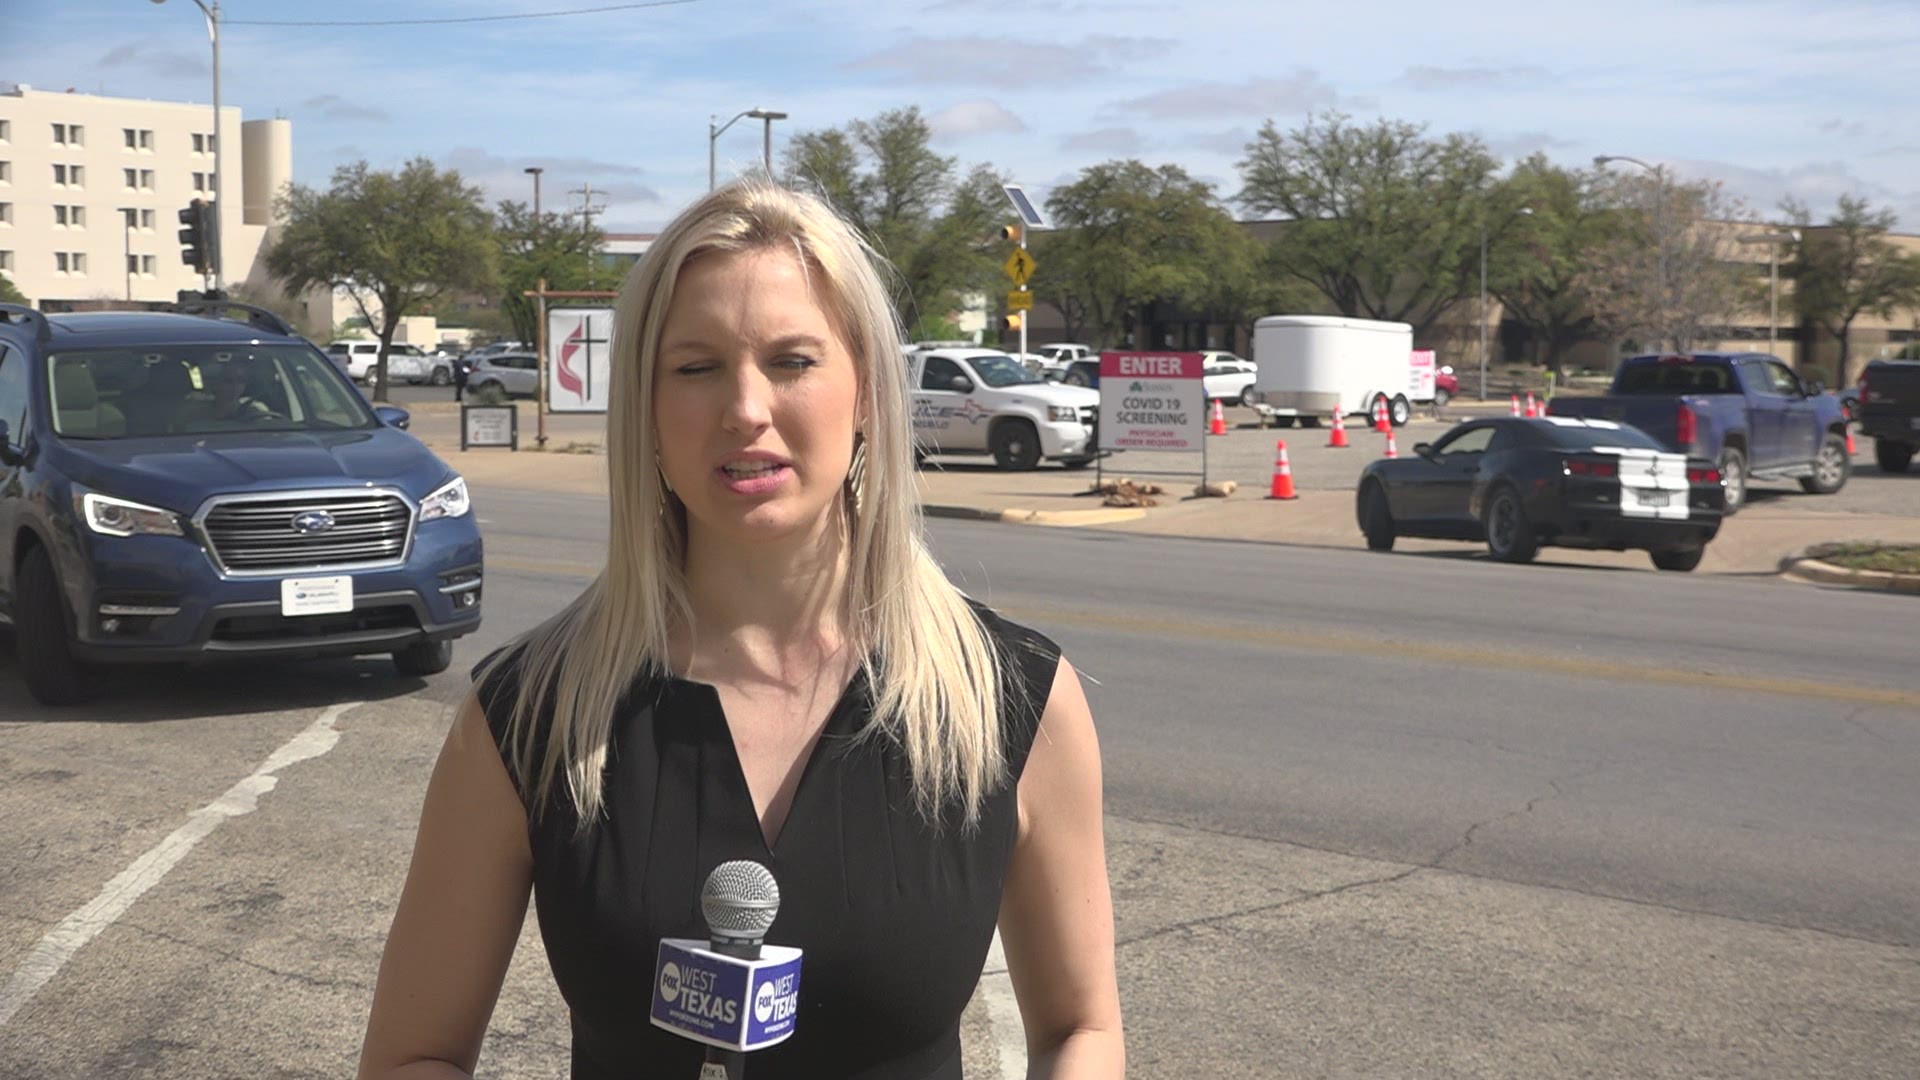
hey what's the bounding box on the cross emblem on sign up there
[556,315,609,402]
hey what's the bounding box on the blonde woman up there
[357,181,1124,1080]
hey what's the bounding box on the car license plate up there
[1634,489,1672,508]
[281,576,353,617]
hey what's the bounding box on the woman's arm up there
[357,695,536,1080]
[999,656,1126,1078]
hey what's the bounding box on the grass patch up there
[1819,543,1920,574]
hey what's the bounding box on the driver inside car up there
[178,362,274,427]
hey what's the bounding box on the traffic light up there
[1001,312,1024,332]
[999,222,1023,244]
[178,199,211,275]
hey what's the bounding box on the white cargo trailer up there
[1250,315,1427,428]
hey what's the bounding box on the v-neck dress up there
[475,603,1062,1079]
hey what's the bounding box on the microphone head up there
[701,860,780,946]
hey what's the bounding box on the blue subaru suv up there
[0,301,483,705]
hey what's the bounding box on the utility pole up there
[569,182,607,284]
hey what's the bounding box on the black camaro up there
[1355,416,1727,571]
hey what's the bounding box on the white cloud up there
[927,100,1027,140]
[1397,65,1550,92]
[1670,157,1920,231]
[1110,69,1367,120]
[846,34,1171,87]
[300,95,391,124]
[1062,127,1145,154]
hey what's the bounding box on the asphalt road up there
[2,485,1915,1078]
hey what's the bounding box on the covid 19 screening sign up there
[1097,351,1205,452]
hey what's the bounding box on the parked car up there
[0,301,484,705]
[1432,366,1459,406]
[1855,358,1920,473]
[324,340,382,383]
[466,352,541,397]
[1356,416,1726,571]
[908,347,1099,469]
[1200,352,1258,406]
[1547,352,1849,513]
[387,345,455,386]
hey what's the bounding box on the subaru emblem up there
[291,510,336,535]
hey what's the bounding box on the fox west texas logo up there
[658,959,738,1024]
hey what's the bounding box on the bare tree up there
[1580,170,1752,353]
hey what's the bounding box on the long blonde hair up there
[480,180,1009,831]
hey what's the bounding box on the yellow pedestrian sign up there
[1003,248,1036,286]
[1006,290,1033,311]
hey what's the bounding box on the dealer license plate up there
[281,576,353,617]
[1633,489,1672,508]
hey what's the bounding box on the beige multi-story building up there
[0,82,291,310]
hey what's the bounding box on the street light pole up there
[152,0,223,293]
[1595,154,1668,350]
[1738,229,1801,353]
[709,107,787,190]
[1478,206,1532,401]
[524,166,544,234]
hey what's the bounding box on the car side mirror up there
[0,419,17,465]
[949,375,974,393]
[374,405,411,430]
[1414,442,1436,460]
[1807,379,1826,396]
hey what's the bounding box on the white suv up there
[909,347,1100,470]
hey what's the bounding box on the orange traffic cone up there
[1384,427,1399,459]
[1209,398,1227,436]
[1510,394,1521,417]
[1327,409,1348,448]
[1268,440,1298,500]
[1374,398,1390,433]
[1845,424,1857,455]
[1524,391,1538,418]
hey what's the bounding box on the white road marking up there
[981,929,1026,1079]
[0,702,359,1028]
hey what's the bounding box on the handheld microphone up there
[650,860,803,1079]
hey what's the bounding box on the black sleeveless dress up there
[476,603,1061,1080]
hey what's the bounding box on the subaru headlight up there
[420,476,471,521]
[77,491,184,537]
[1048,405,1080,422]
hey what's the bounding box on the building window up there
[127,253,139,275]
[142,129,153,150]
[125,167,138,190]
[0,250,12,272]
[72,253,86,274]
[192,132,216,154]
[140,208,154,229]
[0,202,9,225]
[51,123,84,146]
[53,122,70,145]
[53,164,84,187]
[56,252,69,272]
[54,164,68,185]
[55,205,85,227]
[0,119,10,143]
[139,169,154,190]
[192,172,206,192]
[0,161,10,183]
[125,127,137,149]
[141,254,155,275]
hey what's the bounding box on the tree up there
[783,108,1004,330]
[1035,160,1246,346]
[1784,194,1920,385]
[1579,170,1751,353]
[264,158,498,400]
[1486,155,1618,375]
[494,198,605,346]
[0,272,26,306]
[1235,113,1501,338]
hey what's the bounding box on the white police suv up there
[907,347,1100,470]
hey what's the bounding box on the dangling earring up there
[845,432,867,510]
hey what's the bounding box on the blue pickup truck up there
[0,301,484,705]
[1547,352,1851,512]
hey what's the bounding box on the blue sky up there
[14,0,1920,232]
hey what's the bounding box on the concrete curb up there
[1779,544,1920,595]
[923,504,1149,527]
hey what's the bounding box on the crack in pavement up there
[1838,705,1896,746]
[1114,865,1426,951]
[115,920,374,995]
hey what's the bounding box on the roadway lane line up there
[0,702,360,1028]
[980,930,1025,1079]
[998,605,1920,711]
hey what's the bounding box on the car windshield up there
[45,344,378,439]
[969,353,1041,387]
[1541,420,1667,451]
[1613,361,1737,394]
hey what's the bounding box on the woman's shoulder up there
[964,597,1064,688]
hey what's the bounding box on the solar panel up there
[1001,184,1048,230]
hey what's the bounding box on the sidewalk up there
[414,402,1920,579]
